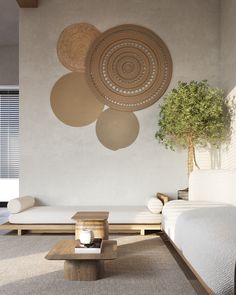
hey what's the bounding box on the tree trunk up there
[187,137,194,177]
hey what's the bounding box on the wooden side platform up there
[162,233,215,295]
[0,222,161,236]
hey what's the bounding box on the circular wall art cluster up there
[50,23,172,150]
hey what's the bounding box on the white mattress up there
[162,200,230,245]
[8,206,162,224]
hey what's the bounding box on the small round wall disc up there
[96,108,139,150]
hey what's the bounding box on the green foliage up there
[156,80,233,150]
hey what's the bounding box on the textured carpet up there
[0,234,199,295]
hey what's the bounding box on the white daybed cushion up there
[147,197,163,213]
[7,196,35,214]
[8,206,162,224]
[162,200,230,245]
[174,207,236,295]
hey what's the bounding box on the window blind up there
[0,89,19,178]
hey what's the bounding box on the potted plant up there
[155,80,233,176]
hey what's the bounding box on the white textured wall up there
[220,0,236,168]
[220,0,236,94]
[0,45,19,85]
[221,88,236,168]
[19,0,220,205]
[197,0,236,170]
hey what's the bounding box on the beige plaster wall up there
[220,0,236,93]
[19,0,220,205]
[0,45,19,85]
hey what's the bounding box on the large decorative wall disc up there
[50,72,104,127]
[86,24,172,111]
[57,23,100,72]
[96,108,139,150]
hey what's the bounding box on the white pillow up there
[147,197,163,214]
[7,196,35,214]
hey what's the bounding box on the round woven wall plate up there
[96,108,139,150]
[86,24,172,111]
[57,23,100,72]
[50,72,104,127]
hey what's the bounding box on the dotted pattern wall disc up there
[50,72,104,127]
[96,108,139,150]
[86,24,172,111]
[57,23,100,72]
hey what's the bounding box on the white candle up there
[80,229,94,244]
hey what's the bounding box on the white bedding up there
[8,205,162,224]
[174,207,236,295]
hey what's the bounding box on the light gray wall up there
[220,0,236,93]
[194,0,236,171]
[0,45,19,85]
[19,0,220,205]
[0,0,19,46]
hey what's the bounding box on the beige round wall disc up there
[86,24,172,111]
[57,23,100,72]
[50,72,104,127]
[96,108,139,150]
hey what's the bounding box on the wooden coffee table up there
[72,211,109,240]
[45,240,117,281]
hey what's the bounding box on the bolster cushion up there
[147,197,163,213]
[7,196,35,214]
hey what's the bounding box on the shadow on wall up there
[210,146,222,169]
[196,86,236,169]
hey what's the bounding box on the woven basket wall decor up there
[57,23,100,72]
[86,24,172,111]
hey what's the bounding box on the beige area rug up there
[0,233,200,295]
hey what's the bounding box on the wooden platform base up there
[0,222,161,236]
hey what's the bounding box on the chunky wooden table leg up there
[64,260,104,281]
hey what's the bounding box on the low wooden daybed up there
[0,193,168,236]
